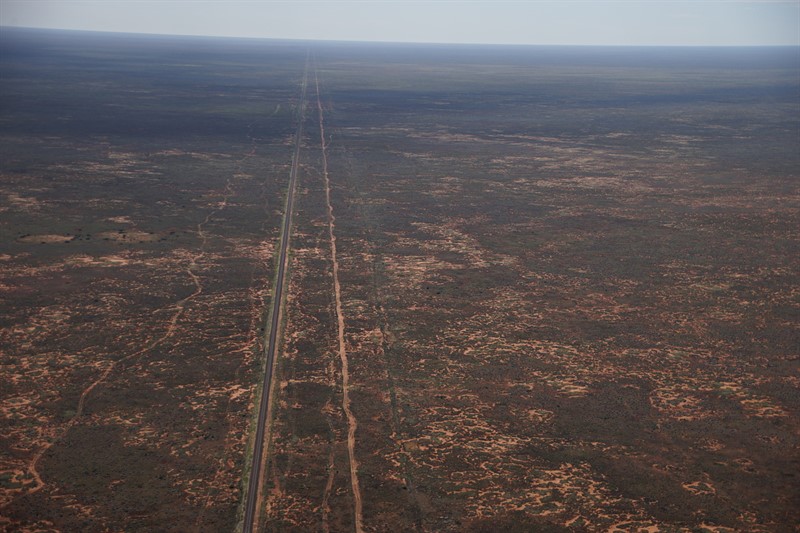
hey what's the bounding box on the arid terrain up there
[1,30,799,532]
[0,30,306,531]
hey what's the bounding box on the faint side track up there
[314,63,365,533]
[241,57,309,533]
[329,127,426,530]
[18,148,239,501]
[320,402,337,533]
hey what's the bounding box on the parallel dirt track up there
[315,63,365,533]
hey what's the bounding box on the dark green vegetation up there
[2,28,799,532]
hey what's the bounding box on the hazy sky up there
[1,1,798,46]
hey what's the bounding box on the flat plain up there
[1,29,799,532]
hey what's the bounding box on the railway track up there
[241,54,309,533]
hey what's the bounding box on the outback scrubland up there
[1,29,798,532]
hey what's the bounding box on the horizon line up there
[2,25,799,48]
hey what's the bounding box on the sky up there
[1,0,798,46]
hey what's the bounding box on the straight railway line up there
[241,54,309,533]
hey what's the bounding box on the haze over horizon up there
[1,0,798,47]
